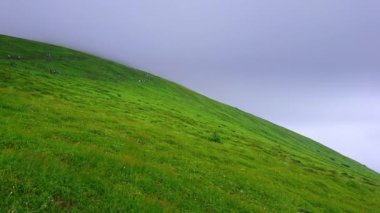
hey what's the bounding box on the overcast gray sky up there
[1,0,379,172]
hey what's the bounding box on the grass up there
[0,34,379,212]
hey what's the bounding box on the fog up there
[1,0,379,172]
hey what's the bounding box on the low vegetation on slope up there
[0,35,379,212]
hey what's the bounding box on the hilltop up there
[0,35,379,212]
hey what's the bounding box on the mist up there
[1,0,379,172]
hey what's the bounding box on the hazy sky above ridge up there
[1,0,379,172]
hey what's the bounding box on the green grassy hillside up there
[0,35,379,212]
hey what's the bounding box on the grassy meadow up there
[0,35,379,212]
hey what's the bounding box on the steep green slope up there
[0,35,379,212]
